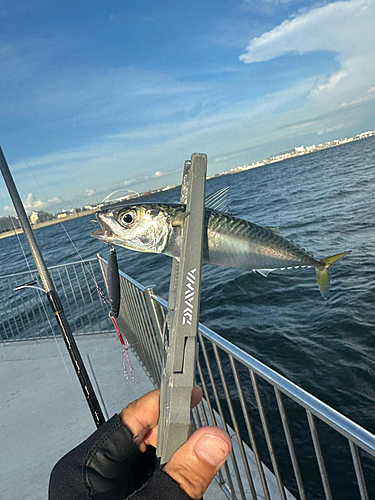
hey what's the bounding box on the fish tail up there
[316,251,351,299]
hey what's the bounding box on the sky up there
[1,0,374,214]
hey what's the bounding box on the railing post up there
[144,286,165,346]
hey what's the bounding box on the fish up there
[91,190,350,298]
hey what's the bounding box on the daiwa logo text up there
[182,268,196,325]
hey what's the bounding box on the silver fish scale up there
[204,210,320,270]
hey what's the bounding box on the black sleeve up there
[48,414,193,500]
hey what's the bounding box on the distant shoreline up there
[0,209,97,240]
[2,131,374,241]
[215,130,375,178]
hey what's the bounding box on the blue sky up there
[1,0,374,214]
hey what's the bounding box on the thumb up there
[163,426,231,500]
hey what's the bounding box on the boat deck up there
[0,333,225,500]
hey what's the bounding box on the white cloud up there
[340,84,375,107]
[240,0,375,110]
[10,147,100,174]
[20,193,61,213]
[0,44,210,130]
[244,0,297,4]
[0,0,45,20]
[124,179,137,187]
[240,0,373,63]
[311,70,348,96]
[3,0,373,209]
[317,123,346,136]
[85,188,96,197]
[3,205,15,215]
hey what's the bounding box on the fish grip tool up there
[156,153,207,467]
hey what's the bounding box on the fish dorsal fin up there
[205,186,231,213]
[265,226,281,235]
[256,268,276,277]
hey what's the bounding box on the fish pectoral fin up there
[256,268,276,277]
[172,212,188,227]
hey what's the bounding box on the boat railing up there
[1,255,375,499]
[0,258,112,341]
[98,254,375,500]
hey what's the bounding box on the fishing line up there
[25,160,52,205]
[8,166,73,377]
[24,160,100,293]
[0,185,10,210]
[10,216,32,273]
[1,149,105,427]
[58,222,126,340]
[24,160,107,295]
[23,160,135,380]
[23,160,94,281]
[110,314,134,383]
[9,216,71,378]
[106,244,135,382]
[58,221,99,288]
[59,212,136,382]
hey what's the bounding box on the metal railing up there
[0,258,111,341]
[97,254,375,500]
[98,254,164,386]
[2,254,375,499]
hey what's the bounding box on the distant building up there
[223,129,375,178]
[56,213,68,219]
[357,131,374,139]
[0,216,21,233]
[29,211,54,225]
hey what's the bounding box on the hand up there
[120,387,231,500]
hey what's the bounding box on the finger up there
[121,386,204,452]
[142,385,203,449]
[163,426,231,500]
[191,385,203,408]
[120,388,160,441]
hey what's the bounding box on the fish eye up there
[120,210,137,226]
[123,213,133,223]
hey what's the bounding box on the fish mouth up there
[90,228,111,240]
[90,215,113,241]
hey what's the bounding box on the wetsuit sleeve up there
[48,414,193,500]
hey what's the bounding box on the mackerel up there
[91,201,350,298]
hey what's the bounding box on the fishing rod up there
[0,146,105,428]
